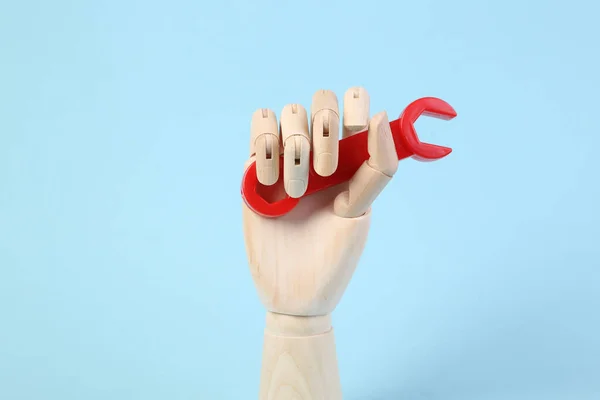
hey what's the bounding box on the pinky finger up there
[251,108,280,186]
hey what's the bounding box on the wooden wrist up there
[260,311,342,399]
[265,311,332,337]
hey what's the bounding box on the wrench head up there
[399,97,457,162]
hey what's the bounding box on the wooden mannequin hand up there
[242,87,398,316]
[242,88,398,399]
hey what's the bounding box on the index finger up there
[343,87,370,138]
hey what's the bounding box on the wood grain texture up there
[259,313,341,400]
[242,194,372,316]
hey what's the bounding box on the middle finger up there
[311,89,340,177]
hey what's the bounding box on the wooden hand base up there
[259,313,341,400]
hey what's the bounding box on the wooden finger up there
[250,108,280,185]
[280,104,310,198]
[334,111,397,217]
[342,87,370,138]
[367,111,399,176]
[310,89,339,177]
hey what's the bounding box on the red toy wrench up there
[241,97,457,218]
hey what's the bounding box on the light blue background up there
[1,0,599,399]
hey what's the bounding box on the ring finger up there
[280,103,310,198]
